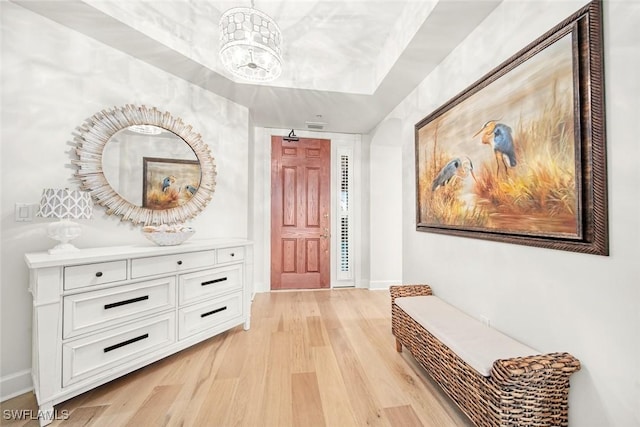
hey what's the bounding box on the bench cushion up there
[395,295,539,376]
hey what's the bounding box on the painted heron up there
[431,157,477,191]
[161,175,176,192]
[473,120,517,178]
[184,184,198,195]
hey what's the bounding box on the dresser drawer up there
[131,250,216,279]
[179,264,242,305]
[217,246,244,263]
[62,312,175,386]
[178,292,243,340]
[64,261,127,290]
[63,277,176,339]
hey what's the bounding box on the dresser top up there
[24,238,253,269]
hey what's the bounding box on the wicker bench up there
[390,284,581,427]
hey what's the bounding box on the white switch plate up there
[15,203,36,222]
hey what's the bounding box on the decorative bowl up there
[142,225,195,246]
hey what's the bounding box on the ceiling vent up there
[305,121,327,130]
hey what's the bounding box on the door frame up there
[270,135,331,289]
[251,128,363,293]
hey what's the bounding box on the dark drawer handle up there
[230,253,235,257]
[200,306,227,318]
[177,260,183,265]
[201,277,228,286]
[104,295,149,310]
[95,272,103,277]
[103,333,149,353]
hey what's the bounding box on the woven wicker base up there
[390,285,580,427]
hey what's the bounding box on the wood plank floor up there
[1,289,473,427]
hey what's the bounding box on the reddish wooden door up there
[271,136,331,290]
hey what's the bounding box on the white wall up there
[0,2,249,400]
[368,1,640,425]
[369,118,403,289]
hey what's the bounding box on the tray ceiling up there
[12,0,502,133]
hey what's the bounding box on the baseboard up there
[252,281,268,294]
[356,279,370,289]
[0,369,33,402]
[369,280,401,290]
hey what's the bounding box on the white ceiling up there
[12,0,502,134]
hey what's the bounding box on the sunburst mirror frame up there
[73,104,217,225]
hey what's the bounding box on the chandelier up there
[219,1,283,82]
[128,124,162,135]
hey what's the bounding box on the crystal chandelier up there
[219,1,283,82]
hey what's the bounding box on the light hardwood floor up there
[1,289,472,427]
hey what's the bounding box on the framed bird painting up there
[142,157,201,210]
[414,0,608,256]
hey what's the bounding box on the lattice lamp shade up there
[37,188,93,254]
[219,6,283,82]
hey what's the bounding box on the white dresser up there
[24,238,253,426]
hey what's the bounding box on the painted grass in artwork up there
[419,142,490,227]
[146,188,182,209]
[421,94,578,235]
[421,149,488,226]
[146,183,201,209]
[476,98,577,233]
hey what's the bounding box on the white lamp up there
[219,1,283,82]
[37,188,93,254]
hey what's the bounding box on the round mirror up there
[73,105,216,225]
[102,125,200,208]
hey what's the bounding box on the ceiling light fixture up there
[128,125,162,135]
[219,0,283,82]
